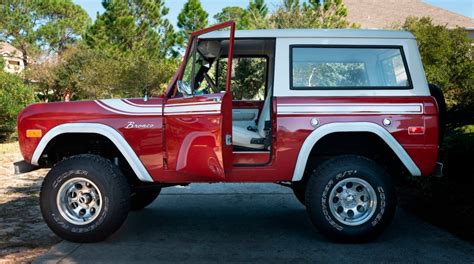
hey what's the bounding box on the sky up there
[73,0,474,27]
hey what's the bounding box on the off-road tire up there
[40,154,130,243]
[130,190,160,211]
[305,155,396,242]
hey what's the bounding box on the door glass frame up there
[164,21,236,98]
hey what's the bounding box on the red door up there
[163,22,235,182]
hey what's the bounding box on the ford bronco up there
[15,21,445,243]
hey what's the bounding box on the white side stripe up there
[96,99,221,116]
[97,99,162,115]
[277,103,423,115]
[164,103,221,115]
[123,99,162,107]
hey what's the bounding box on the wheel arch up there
[291,122,421,181]
[31,123,153,182]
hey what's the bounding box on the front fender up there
[31,123,154,182]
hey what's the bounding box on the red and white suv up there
[15,22,444,243]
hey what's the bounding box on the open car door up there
[163,21,235,181]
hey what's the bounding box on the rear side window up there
[290,46,412,90]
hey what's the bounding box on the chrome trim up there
[277,103,423,115]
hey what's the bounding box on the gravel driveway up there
[0,143,59,263]
[1,142,473,263]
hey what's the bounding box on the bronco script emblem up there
[125,121,154,129]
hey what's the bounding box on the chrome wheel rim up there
[56,177,102,225]
[328,177,377,226]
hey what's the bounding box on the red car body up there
[17,22,440,184]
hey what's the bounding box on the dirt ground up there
[0,142,59,264]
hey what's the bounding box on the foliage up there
[0,71,36,141]
[28,46,178,101]
[213,0,268,30]
[401,17,474,125]
[177,0,208,42]
[233,58,267,100]
[267,0,357,29]
[27,0,181,101]
[214,0,356,30]
[86,0,178,59]
[247,0,268,29]
[214,58,266,100]
[0,0,91,67]
[214,6,250,30]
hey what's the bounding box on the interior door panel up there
[232,109,258,121]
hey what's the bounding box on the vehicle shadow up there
[0,174,59,259]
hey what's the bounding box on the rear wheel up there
[40,154,130,243]
[130,190,160,211]
[429,83,446,144]
[305,155,396,242]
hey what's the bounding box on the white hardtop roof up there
[200,29,415,39]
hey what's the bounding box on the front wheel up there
[40,154,130,243]
[305,155,396,242]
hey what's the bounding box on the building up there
[0,42,25,74]
[344,0,474,37]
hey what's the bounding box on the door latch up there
[225,134,232,145]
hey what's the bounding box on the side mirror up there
[177,80,193,97]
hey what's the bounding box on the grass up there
[0,142,19,155]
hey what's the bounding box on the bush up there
[0,71,36,142]
[401,17,474,126]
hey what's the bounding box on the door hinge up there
[225,134,232,145]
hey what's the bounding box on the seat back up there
[257,87,272,138]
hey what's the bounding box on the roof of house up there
[344,0,474,29]
[201,29,415,39]
[0,42,22,57]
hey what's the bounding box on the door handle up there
[225,134,232,145]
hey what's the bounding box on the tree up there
[247,0,268,29]
[268,0,356,29]
[401,17,473,125]
[0,71,35,141]
[0,0,90,67]
[86,0,177,59]
[214,6,250,30]
[28,45,178,102]
[177,0,208,42]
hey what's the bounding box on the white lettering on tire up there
[371,186,386,226]
[321,179,343,231]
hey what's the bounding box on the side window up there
[174,40,219,97]
[290,46,411,89]
[214,57,267,100]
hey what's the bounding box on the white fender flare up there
[31,123,154,182]
[291,122,421,181]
